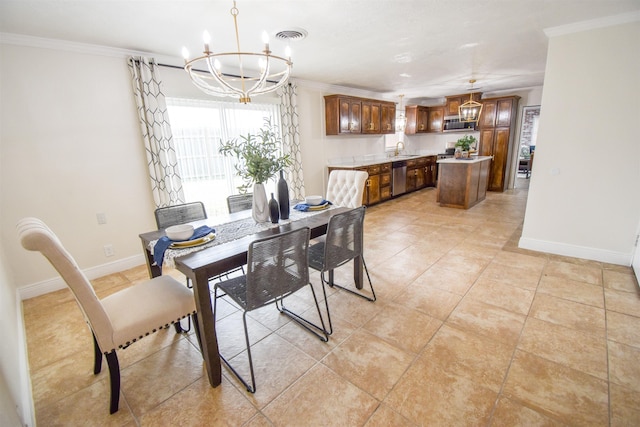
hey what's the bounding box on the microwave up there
[443,115,477,132]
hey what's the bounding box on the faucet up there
[394,141,405,157]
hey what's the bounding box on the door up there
[489,128,511,191]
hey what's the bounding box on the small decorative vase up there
[277,170,290,220]
[454,147,462,159]
[252,183,270,223]
[269,193,280,224]
[462,150,470,159]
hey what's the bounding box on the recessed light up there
[399,73,411,78]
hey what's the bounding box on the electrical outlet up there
[97,213,107,225]
[103,244,114,257]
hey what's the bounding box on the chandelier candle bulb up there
[203,30,211,53]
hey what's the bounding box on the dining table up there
[138,205,361,388]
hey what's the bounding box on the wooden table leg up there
[190,270,222,387]
[141,241,162,278]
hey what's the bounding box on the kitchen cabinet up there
[424,156,437,187]
[478,95,520,192]
[327,156,433,206]
[380,104,396,133]
[445,93,482,117]
[379,163,392,201]
[427,107,444,132]
[362,101,381,134]
[404,106,429,134]
[324,95,396,135]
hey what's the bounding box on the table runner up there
[149,206,336,269]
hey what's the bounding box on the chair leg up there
[218,311,257,393]
[275,285,329,341]
[105,351,120,414]
[92,333,103,375]
[321,257,376,302]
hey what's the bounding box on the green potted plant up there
[455,134,477,158]
[218,118,291,222]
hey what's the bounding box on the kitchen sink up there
[391,154,419,159]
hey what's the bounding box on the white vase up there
[252,183,270,223]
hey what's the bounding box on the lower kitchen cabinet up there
[328,156,435,207]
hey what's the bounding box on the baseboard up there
[518,237,632,266]
[17,254,147,300]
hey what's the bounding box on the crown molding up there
[0,32,181,66]
[544,10,640,37]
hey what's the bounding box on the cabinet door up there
[445,96,462,116]
[479,100,497,129]
[417,107,429,132]
[487,128,511,191]
[380,104,396,134]
[495,98,514,128]
[404,106,418,134]
[427,107,444,132]
[415,167,425,188]
[366,174,381,205]
[380,172,392,200]
[362,101,381,134]
[339,98,361,133]
[479,129,495,156]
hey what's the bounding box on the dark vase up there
[277,170,290,219]
[269,193,280,223]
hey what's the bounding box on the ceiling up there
[1,0,639,104]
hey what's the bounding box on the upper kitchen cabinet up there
[362,101,381,134]
[380,103,396,133]
[405,105,442,134]
[478,95,520,192]
[324,95,395,135]
[427,107,444,132]
[445,93,481,117]
[405,106,428,134]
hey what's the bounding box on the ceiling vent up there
[275,28,308,41]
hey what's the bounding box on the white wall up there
[0,238,31,426]
[520,20,640,265]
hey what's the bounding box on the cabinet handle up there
[366,179,370,187]
[368,123,374,130]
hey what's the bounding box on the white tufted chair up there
[325,170,368,208]
[17,217,199,414]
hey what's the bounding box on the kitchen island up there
[437,156,492,209]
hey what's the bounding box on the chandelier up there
[181,1,292,104]
[459,79,483,123]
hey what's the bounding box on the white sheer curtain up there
[166,98,282,217]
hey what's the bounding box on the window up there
[166,98,281,217]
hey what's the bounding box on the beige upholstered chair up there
[326,170,368,208]
[17,217,198,414]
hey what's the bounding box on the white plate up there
[170,232,216,248]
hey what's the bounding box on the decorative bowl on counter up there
[165,224,194,241]
[305,195,324,206]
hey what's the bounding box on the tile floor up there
[22,186,640,426]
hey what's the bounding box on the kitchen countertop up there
[328,152,441,168]
[437,155,492,164]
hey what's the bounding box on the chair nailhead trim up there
[114,312,197,349]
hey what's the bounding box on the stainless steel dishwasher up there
[392,160,407,196]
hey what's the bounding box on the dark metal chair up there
[214,227,328,393]
[308,206,375,335]
[227,193,253,213]
[154,201,207,229]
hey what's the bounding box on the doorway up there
[513,105,540,189]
